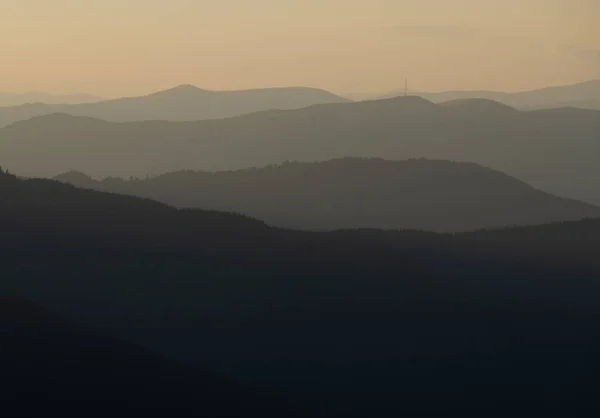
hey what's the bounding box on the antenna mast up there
[405,78,408,96]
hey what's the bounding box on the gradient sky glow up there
[1,0,599,97]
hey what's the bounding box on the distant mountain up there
[3,169,600,417]
[2,95,598,206]
[352,80,600,110]
[0,297,345,417]
[53,158,600,233]
[0,91,102,106]
[0,85,349,127]
[439,98,519,116]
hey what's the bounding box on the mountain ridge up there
[348,79,600,110]
[2,95,598,206]
[0,91,103,106]
[0,84,350,127]
[52,157,600,233]
[3,167,600,417]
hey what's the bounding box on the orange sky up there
[1,0,598,97]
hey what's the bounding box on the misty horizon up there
[2,1,599,97]
[2,2,600,417]
[1,77,599,102]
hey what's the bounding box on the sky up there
[1,0,599,97]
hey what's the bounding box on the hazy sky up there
[1,0,599,97]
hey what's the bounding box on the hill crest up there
[0,85,350,127]
[52,157,600,233]
[439,98,518,115]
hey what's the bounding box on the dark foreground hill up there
[0,297,347,418]
[0,84,349,127]
[1,95,598,205]
[54,158,600,233]
[2,170,600,417]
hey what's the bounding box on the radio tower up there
[404,78,408,96]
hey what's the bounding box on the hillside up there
[358,79,600,110]
[0,169,271,253]
[3,170,600,417]
[0,85,349,127]
[1,95,598,205]
[0,91,102,106]
[0,297,345,418]
[439,98,519,117]
[53,158,600,233]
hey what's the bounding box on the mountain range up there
[2,95,598,205]
[0,85,349,128]
[0,91,103,106]
[3,168,600,417]
[54,158,600,233]
[348,79,600,110]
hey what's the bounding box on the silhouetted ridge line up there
[440,98,518,115]
[0,91,103,106]
[0,84,349,128]
[53,158,600,233]
[2,92,598,207]
[360,79,600,111]
[4,112,110,129]
[3,173,600,417]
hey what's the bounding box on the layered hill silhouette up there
[2,95,598,205]
[0,84,349,127]
[3,169,600,417]
[439,98,520,116]
[0,91,102,106]
[54,158,600,233]
[0,296,346,418]
[355,79,600,110]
